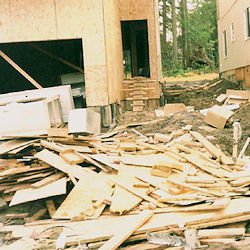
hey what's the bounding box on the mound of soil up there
[117,79,250,156]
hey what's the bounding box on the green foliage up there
[160,0,219,76]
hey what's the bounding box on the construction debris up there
[0,82,249,249]
[0,122,249,249]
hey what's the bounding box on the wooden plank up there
[31,172,65,188]
[238,137,250,158]
[26,209,47,223]
[116,180,168,208]
[167,178,223,197]
[230,176,250,187]
[40,140,65,153]
[0,139,37,155]
[99,211,153,250]
[0,50,42,89]
[79,153,111,172]
[29,44,84,74]
[9,178,67,206]
[17,172,52,183]
[5,213,29,219]
[35,149,96,180]
[189,214,250,230]
[45,200,56,218]
[90,154,119,171]
[197,228,245,239]
[0,164,51,178]
[190,131,234,165]
[3,198,250,245]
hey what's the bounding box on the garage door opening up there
[0,39,86,108]
[121,20,150,78]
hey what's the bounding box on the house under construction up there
[0,0,162,125]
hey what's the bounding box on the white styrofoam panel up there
[68,108,100,134]
[0,85,74,122]
[0,101,50,136]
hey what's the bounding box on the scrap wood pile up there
[0,124,250,249]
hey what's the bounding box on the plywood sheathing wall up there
[120,0,161,98]
[103,0,124,104]
[0,0,111,107]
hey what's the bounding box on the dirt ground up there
[117,78,250,156]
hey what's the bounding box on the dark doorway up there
[121,20,150,78]
[0,39,86,108]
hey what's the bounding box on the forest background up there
[159,0,218,76]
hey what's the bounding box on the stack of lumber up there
[164,80,223,96]
[122,78,155,112]
[0,127,249,249]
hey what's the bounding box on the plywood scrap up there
[120,154,183,170]
[3,198,249,245]
[230,176,250,187]
[90,154,119,171]
[150,165,172,178]
[116,180,168,208]
[53,174,112,220]
[99,211,153,250]
[35,149,96,179]
[47,127,69,137]
[216,94,227,103]
[166,178,223,197]
[40,140,65,153]
[110,165,147,214]
[0,139,38,155]
[53,178,94,220]
[154,133,173,143]
[59,149,84,165]
[79,153,111,172]
[190,131,233,165]
[9,177,67,206]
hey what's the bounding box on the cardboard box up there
[204,106,234,129]
[164,103,187,117]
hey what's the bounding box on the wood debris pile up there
[0,126,249,249]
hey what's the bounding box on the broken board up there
[9,178,67,206]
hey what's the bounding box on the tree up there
[171,0,178,67]
[180,0,188,69]
[185,0,218,69]
[159,0,218,74]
